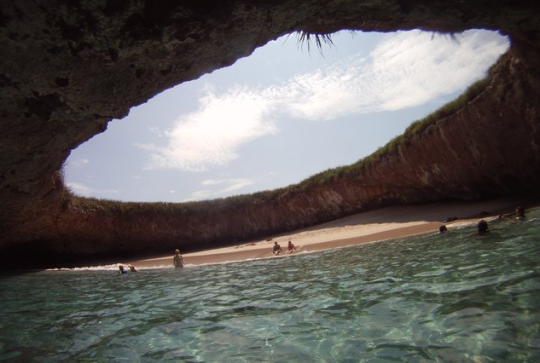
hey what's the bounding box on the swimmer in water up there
[477,219,489,235]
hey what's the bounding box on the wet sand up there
[128,196,536,269]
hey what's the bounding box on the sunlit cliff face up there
[63,30,510,203]
[1,1,540,267]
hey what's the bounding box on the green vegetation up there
[404,77,489,138]
[64,75,491,214]
[296,31,335,53]
[294,76,491,190]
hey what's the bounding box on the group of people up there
[118,264,138,274]
[439,206,526,236]
[170,239,297,270]
[124,205,527,274]
[273,240,297,255]
[117,248,186,273]
[169,239,298,271]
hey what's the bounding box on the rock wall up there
[1,1,540,267]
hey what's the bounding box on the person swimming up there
[477,219,489,235]
[515,206,525,220]
[119,265,138,273]
[498,206,526,221]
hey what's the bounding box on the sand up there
[128,196,536,269]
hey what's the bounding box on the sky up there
[65,29,509,203]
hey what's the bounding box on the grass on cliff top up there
[295,76,490,190]
[65,75,491,213]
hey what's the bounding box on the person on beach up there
[273,242,283,255]
[286,240,297,254]
[477,219,490,235]
[173,249,185,268]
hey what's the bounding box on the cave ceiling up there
[1,0,540,264]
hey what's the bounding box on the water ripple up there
[1,209,540,362]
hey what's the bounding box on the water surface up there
[1,209,539,362]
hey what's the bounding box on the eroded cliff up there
[1,1,540,267]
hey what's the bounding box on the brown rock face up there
[1,1,540,267]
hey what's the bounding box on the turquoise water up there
[1,210,539,362]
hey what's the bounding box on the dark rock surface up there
[1,1,540,267]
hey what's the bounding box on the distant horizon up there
[65,29,509,203]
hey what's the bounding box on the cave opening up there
[64,29,509,204]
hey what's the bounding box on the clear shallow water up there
[1,210,539,362]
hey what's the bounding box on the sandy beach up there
[129,196,537,269]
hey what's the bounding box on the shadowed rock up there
[1,1,540,267]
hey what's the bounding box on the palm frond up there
[297,31,335,55]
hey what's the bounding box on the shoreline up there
[130,221,443,269]
[128,196,537,269]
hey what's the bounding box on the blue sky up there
[65,29,509,203]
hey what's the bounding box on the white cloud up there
[370,30,509,111]
[67,182,93,195]
[148,126,166,137]
[145,30,508,172]
[68,158,89,168]
[67,182,119,198]
[183,190,212,202]
[185,178,256,201]
[201,179,227,186]
[133,142,157,152]
[286,30,508,116]
[220,178,255,193]
[146,87,278,171]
